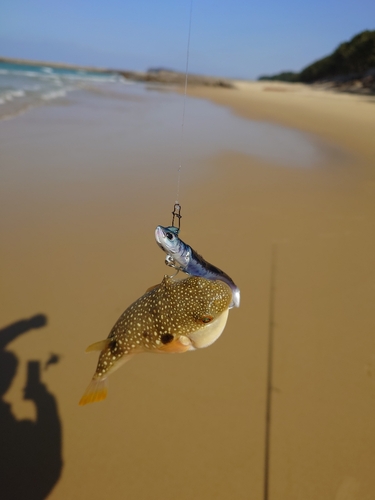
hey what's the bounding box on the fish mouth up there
[155,226,166,249]
[155,226,178,254]
[188,309,229,349]
[155,226,164,240]
[231,289,241,308]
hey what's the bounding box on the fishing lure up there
[155,225,240,308]
[79,275,232,405]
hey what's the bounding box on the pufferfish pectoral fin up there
[79,377,108,406]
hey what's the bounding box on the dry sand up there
[1,81,375,500]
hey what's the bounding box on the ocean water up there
[0,61,348,169]
[0,61,126,120]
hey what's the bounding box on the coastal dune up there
[1,79,375,500]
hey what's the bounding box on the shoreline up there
[3,53,375,94]
[187,80,375,161]
[0,56,234,88]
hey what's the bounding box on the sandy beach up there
[1,79,375,500]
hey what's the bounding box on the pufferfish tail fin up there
[79,377,108,406]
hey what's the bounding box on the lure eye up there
[166,232,174,240]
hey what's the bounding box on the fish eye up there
[166,232,174,240]
[200,315,213,324]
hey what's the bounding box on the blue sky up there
[1,0,374,79]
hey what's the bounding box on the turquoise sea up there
[0,61,125,120]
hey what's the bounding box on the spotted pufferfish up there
[79,275,232,405]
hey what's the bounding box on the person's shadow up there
[0,314,63,500]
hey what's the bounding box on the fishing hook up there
[167,266,180,279]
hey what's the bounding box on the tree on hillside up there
[258,30,375,84]
[299,30,375,82]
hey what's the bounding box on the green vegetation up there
[258,71,299,82]
[259,30,375,83]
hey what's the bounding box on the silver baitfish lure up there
[155,225,240,308]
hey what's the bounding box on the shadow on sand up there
[0,314,63,500]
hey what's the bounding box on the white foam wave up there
[0,89,26,103]
[41,89,67,100]
[119,77,132,85]
[0,64,130,120]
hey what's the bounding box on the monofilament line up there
[175,0,193,205]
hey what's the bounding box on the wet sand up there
[1,81,375,500]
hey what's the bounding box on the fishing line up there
[175,0,193,209]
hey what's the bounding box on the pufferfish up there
[79,275,232,405]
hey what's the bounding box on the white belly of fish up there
[188,309,229,349]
